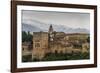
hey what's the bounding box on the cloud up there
[22,10,90,30]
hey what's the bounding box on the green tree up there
[87,36,90,43]
[22,31,33,42]
[22,31,27,42]
[27,31,33,42]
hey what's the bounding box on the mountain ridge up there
[22,19,89,34]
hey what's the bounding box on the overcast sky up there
[22,10,90,30]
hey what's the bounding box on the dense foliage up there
[22,55,32,62]
[22,31,33,42]
[87,36,90,43]
[40,52,89,61]
[22,52,90,62]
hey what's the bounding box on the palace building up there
[30,25,90,60]
[22,25,90,60]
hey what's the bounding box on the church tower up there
[49,24,54,42]
[49,24,53,33]
[48,24,54,49]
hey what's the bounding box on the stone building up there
[32,32,48,60]
[31,25,90,60]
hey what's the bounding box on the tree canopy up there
[22,31,33,42]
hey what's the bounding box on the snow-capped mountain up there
[22,19,89,33]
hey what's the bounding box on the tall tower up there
[49,24,53,33]
[49,24,54,42]
[48,25,54,49]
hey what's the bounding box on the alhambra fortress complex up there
[22,25,90,60]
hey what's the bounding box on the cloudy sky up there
[22,10,90,30]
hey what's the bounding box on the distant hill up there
[22,19,89,33]
[22,23,41,32]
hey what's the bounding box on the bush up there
[22,55,32,62]
[41,52,90,61]
[24,52,90,62]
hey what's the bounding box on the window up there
[35,43,40,48]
